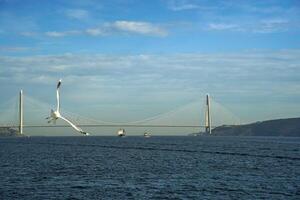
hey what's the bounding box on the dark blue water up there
[0,136,299,199]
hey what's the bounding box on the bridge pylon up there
[19,90,23,134]
[205,94,211,134]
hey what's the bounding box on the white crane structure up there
[46,79,89,135]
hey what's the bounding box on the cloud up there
[167,0,216,11]
[45,30,81,37]
[254,18,289,33]
[45,31,66,37]
[2,50,300,103]
[45,21,168,37]
[65,9,89,20]
[85,28,106,36]
[110,21,168,36]
[1,50,299,93]
[168,3,200,11]
[205,18,292,33]
[207,23,240,31]
[1,50,300,124]
[166,1,299,34]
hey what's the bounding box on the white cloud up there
[45,30,81,37]
[111,21,168,36]
[166,1,299,34]
[207,23,240,31]
[30,75,57,84]
[254,18,289,33]
[85,28,106,36]
[1,50,300,124]
[1,50,299,91]
[45,31,66,37]
[65,9,89,20]
[169,3,200,11]
[45,21,168,37]
[205,18,291,33]
[167,0,215,11]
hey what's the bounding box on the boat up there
[144,132,151,137]
[117,128,126,137]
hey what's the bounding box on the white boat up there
[117,129,126,137]
[144,132,151,137]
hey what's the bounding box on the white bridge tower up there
[19,90,23,134]
[205,94,212,134]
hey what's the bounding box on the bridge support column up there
[205,94,211,134]
[19,90,23,134]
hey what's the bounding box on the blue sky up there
[0,0,300,135]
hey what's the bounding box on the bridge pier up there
[19,90,23,134]
[205,94,211,134]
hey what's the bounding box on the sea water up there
[0,136,299,199]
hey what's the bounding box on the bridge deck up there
[1,124,212,128]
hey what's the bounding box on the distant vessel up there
[188,132,207,136]
[144,132,151,137]
[117,129,126,137]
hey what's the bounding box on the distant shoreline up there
[211,117,300,137]
[0,127,25,137]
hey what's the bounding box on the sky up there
[0,0,300,135]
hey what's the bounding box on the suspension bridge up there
[0,90,241,136]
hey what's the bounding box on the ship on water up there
[117,128,126,137]
[144,132,151,137]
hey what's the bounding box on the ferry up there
[117,129,126,137]
[144,132,151,138]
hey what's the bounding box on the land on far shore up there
[0,127,24,137]
[211,117,300,137]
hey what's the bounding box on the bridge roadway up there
[0,124,213,128]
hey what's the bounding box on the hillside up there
[212,118,300,137]
[0,127,22,137]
